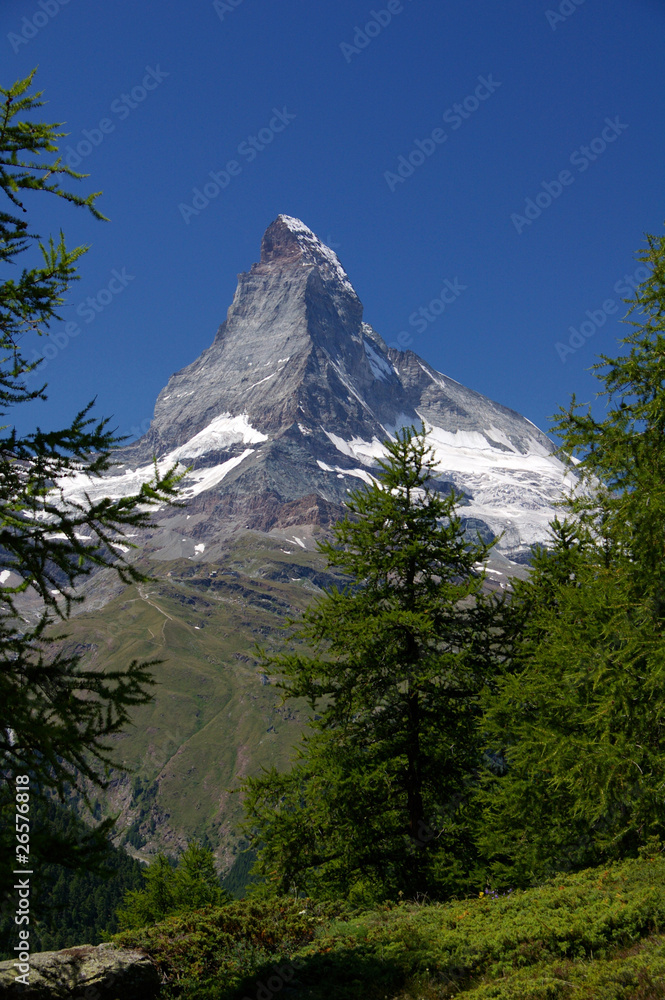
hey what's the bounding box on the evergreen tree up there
[116,843,231,929]
[0,796,144,958]
[477,230,665,885]
[0,70,181,899]
[551,228,665,605]
[242,426,504,903]
[117,854,177,929]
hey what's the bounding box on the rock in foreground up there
[0,943,159,999]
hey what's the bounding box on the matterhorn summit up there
[89,215,571,566]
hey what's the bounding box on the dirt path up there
[138,586,174,641]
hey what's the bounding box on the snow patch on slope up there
[323,431,386,466]
[363,340,393,381]
[320,421,575,554]
[170,413,267,460]
[317,460,377,486]
[57,414,266,508]
[59,450,256,507]
[421,420,565,477]
[179,451,255,497]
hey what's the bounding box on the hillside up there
[114,852,665,999]
[59,532,340,867]
[62,516,513,873]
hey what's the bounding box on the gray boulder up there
[0,942,160,998]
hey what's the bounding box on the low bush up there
[114,854,665,999]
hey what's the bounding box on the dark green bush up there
[114,854,665,999]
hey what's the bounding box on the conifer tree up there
[117,843,230,929]
[242,426,504,903]
[0,70,181,898]
[551,228,665,606]
[477,230,665,885]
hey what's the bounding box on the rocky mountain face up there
[73,215,570,568]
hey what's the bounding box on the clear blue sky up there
[4,0,664,443]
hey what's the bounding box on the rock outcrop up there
[0,943,160,999]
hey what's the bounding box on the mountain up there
[67,214,571,571]
[54,216,574,870]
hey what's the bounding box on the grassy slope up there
[61,524,507,872]
[61,532,333,866]
[114,854,665,999]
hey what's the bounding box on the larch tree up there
[476,230,665,886]
[242,425,506,903]
[0,70,181,898]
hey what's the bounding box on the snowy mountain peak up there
[260,215,354,293]
[116,216,574,566]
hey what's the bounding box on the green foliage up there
[460,939,665,1000]
[476,525,665,882]
[551,228,665,604]
[0,795,143,958]
[113,854,665,999]
[116,842,232,929]
[0,68,182,902]
[0,69,106,353]
[114,895,352,999]
[221,844,258,898]
[475,230,665,884]
[242,426,506,902]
